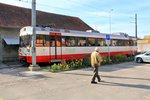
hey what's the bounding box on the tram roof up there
[20,26,136,40]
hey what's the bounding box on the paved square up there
[0,62,150,100]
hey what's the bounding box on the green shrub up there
[48,54,134,72]
[48,59,89,72]
[111,54,129,64]
[101,56,107,65]
[82,58,91,67]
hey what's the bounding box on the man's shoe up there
[91,81,97,84]
[98,79,101,82]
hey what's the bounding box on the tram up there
[19,26,136,64]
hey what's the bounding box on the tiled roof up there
[0,3,93,31]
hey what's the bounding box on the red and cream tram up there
[19,26,136,64]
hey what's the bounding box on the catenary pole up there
[135,13,137,44]
[31,0,36,66]
[134,13,138,57]
[29,0,40,71]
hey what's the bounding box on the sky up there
[0,0,150,38]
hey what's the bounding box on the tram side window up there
[65,36,76,46]
[77,37,86,46]
[129,40,134,46]
[56,36,61,47]
[87,37,96,46]
[117,40,128,46]
[97,38,106,46]
[62,37,66,46]
[36,35,46,47]
[45,35,50,46]
[111,39,117,46]
[124,40,129,46]
[117,40,123,46]
[121,40,130,46]
[50,36,55,47]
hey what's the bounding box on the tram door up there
[50,32,62,62]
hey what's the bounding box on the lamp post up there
[109,9,113,34]
[130,14,137,39]
[108,9,113,63]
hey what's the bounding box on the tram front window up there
[20,35,31,47]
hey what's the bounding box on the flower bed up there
[48,54,134,72]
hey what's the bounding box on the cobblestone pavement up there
[0,62,150,100]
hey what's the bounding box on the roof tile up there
[0,3,93,31]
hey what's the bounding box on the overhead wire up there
[15,0,101,13]
[11,0,109,32]
[66,0,100,11]
[13,0,105,27]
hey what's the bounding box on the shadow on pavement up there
[81,62,149,72]
[99,81,150,90]
[0,62,50,79]
[61,72,150,81]
[60,72,92,76]
[100,63,142,72]
[101,75,150,81]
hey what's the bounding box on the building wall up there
[137,36,150,52]
[138,44,150,52]
[0,27,20,62]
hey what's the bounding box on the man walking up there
[91,47,102,84]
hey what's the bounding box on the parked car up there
[135,51,150,63]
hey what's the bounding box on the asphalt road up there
[0,62,150,100]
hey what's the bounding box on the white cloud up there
[37,0,91,9]
[1,0,150,39]
[88,11,109,17]
[90,21,150,39]
[0,0,31,8]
